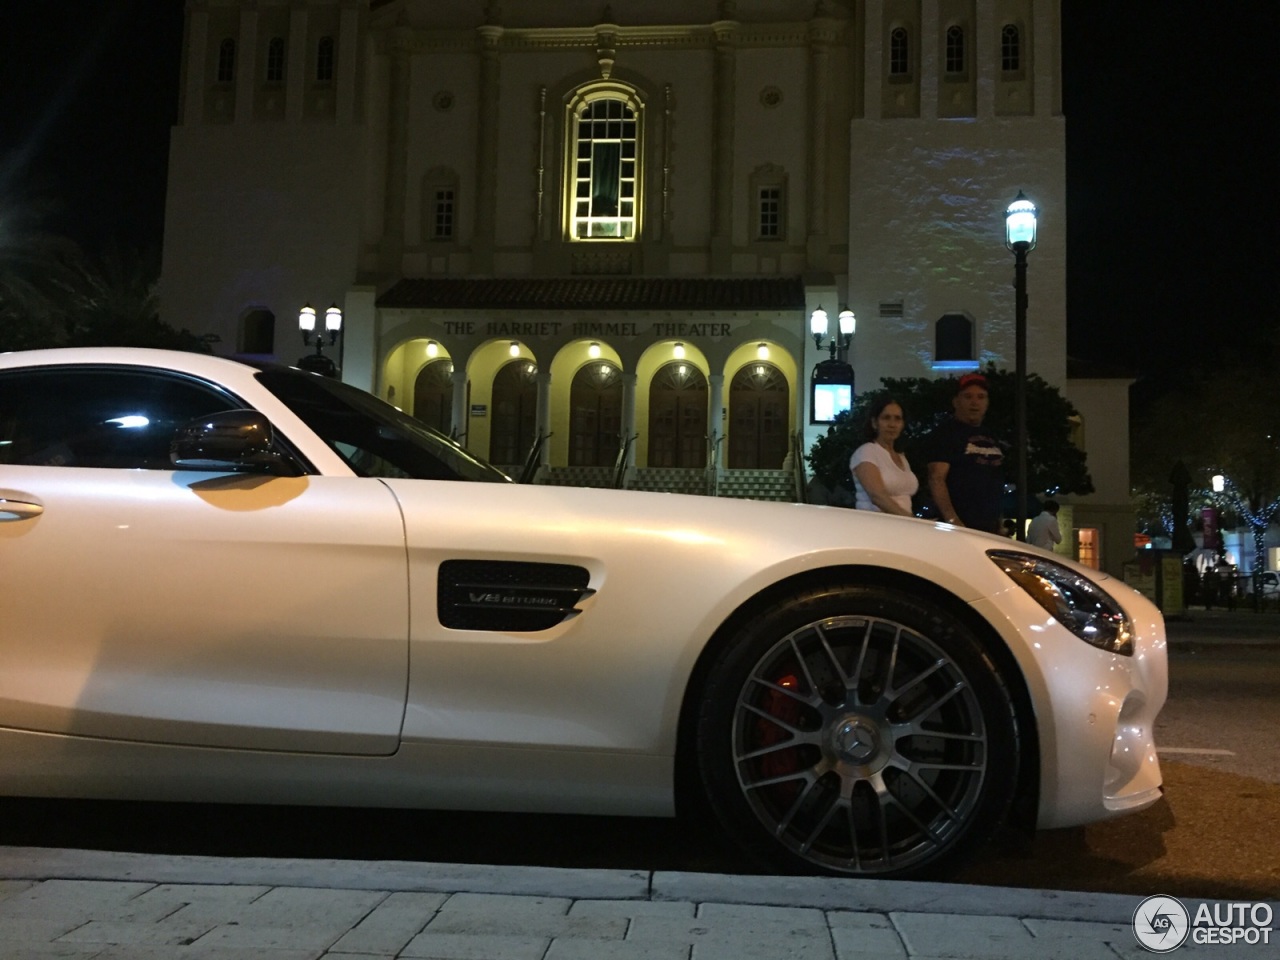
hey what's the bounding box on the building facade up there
[160,0,1132,571]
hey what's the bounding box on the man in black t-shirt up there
[925,373,1005,533]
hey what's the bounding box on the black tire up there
[696,583,1019,879]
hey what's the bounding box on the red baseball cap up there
[956,373,988,393]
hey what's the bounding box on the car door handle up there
[0,497,44,521]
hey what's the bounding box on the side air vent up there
[438,560,594,632]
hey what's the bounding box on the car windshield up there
[255,367,511,483]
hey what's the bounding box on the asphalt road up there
[1,621,1276,901]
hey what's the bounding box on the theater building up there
[159,0,1132,570]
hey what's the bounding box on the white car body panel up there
[0,466,409,755]
[0,347,1167,836]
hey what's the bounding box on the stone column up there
[286,7,308,121]
[473,23,503,273]
[806,12,836,269]
[234,6,259,124]
[536,369,553,470]
[708,373,726,474]
[337,1,360,123]
[920,1,939,119]
[620,373,638,481]
[452,368,469,445]
[184,7,209,125]
[379,23,413,274]
[709,18,738,273]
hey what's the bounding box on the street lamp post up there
[809,306,857,425]
[1005,191,1037,542]
[810,307,856,362]
[298,302,343,377]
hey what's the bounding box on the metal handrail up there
[614,434,638,488]
[518,432,551,484]
[707,432,725,498]
[792,429,808,503]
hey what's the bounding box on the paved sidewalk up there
[2,847,1277,959]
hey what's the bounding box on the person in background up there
[924,373,1005,533]
[1028,499,1062,550]
[849,396,918,516]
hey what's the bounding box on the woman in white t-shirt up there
[848,397,918,515]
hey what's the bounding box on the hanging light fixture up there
[426,340,439,358]
[509,341,521,357]
[588,342,602,359]
[673,342,686,360]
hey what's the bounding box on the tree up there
[1,226,211,353]
[807,366,1094,512]
[63,243,212,352]
[0,199,81,351]
[1132,360,1280,580]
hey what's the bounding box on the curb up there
[0,845,1249,927]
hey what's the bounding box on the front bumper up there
[972,578,1168,830]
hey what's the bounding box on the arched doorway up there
[570,361,622,466]
[728,362,789,469]
[412,358,454,434]
[239,309,275,355]
[648,361,707,468]
[490,359,538,466]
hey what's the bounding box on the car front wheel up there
[696,584,1019,879]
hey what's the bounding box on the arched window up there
[728,363,789,470]
[648,362,706,468]
[489,360,538,467]
[569,362,622,467]
[936,313,974,362]
[1001,24,1022,72]
[217,39,236,84]
[316,36,335,83]
[239,309,275,355]
[945,25,966,75]
[889,27,910,77]
[566,86,643,240]
[413,358,455,434]
[266,37,286,84]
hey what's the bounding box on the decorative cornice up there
[372,20,848,55]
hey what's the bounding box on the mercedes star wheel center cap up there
[834,717,880,763]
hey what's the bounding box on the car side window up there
[0,367,241,470]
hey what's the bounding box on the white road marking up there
[1160,747,1237,756]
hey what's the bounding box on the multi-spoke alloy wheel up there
[697,585,1017,879]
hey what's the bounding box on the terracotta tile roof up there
[377,276,806,311]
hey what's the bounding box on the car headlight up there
[988,550,1134,655]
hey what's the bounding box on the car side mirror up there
[170,409,287,473]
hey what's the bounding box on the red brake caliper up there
[758,674,801,781]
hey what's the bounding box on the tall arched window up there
[239,309,274,355]
[413,358,455,434]
[945,25,966,75]
[566,86,643,240]
[728,363,789,470]
[889,27,910,77]
[648,362,706,468]
[217,39,236,84]
[569,362,622,467]
[936,313,974,362]
[489,360,538,467]
[1001,24,1022,72]
[266,37,286,84]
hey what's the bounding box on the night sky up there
[2,2,1275,384]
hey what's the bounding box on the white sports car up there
[0,348,1166,879]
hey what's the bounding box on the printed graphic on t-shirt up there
[963,438,1003,466]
